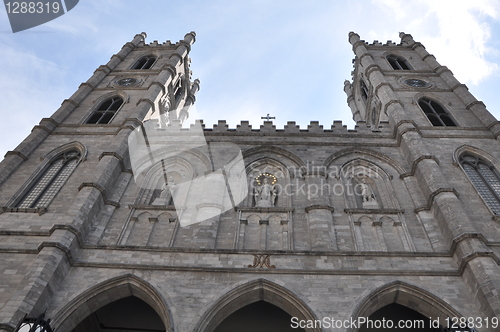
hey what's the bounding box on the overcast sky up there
[1,0,500,159]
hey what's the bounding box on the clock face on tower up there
[404,78,429,88]
[115,78,139,86]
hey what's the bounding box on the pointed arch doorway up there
[51,275,172,332]
[359,303,434,331]
[352,281,465,332]
[213,300,305,332]
[72,296,166,332]
[194,279,320,332]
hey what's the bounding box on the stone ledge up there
[344,208,404,214]
[1,206,47,215]
[305,205,334,213]
[129,204,179,210]
[236,207,294,213]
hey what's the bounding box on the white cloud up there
[1,0,500,162]
[0,44,70,158]
[373,0,500,85]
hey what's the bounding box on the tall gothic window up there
[132,55,157,69]
[173,77,183,101]
[360,79,369,102]
[86,96,123,124]
[15,150,82,209]
[387,55,411,70]
[460,154,500,214]
[418,97,456,126]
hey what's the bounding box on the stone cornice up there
[358,53,374,63]
[78,182,120,208]
[236,207,294,213]
[94,64,112,75]
[306,205,334,213]
[344,208,404,214]
[98,152,131,173]
[4,150,28,160]
[1,206,47,215]
[414,188,459,212]
[400,155,439,179]
[383,99,405,115]
[486,121,500,130]
[365,64,380,78]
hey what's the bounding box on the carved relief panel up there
[234,158,294,250]
[341,159,414,252]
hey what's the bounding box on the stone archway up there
[349,281,462,332]
[193,279,321,332]
[51,274,173,332]
[71,296,165,332]
[213,300,305,332]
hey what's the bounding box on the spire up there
[183,31,196,46]
[399,32,415,46]
[348,31,361,45]
[132,32,147,46]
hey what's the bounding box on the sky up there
[1,0,500,159]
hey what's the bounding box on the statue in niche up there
[158,97,170,128]
[253,176,277,208]
[370,94,381,130]
[357,177,379,209]
[153,176,176,206]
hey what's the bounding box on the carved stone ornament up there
[404,78,430,88]
[115,77,139,86]
[248,254,276,268]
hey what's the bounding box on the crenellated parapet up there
[140,31,196,50]
[139,118,397,135]
[171,119,395,135]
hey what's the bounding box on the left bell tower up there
[0,32,199,329]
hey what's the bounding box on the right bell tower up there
[345,32,500,321]
[344,31,500,136]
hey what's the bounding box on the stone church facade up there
[0,31,499,331]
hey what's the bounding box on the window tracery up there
[173,77,183,102]
[360,79,369,102]
[15,150,82,209]
[87,96,124,124]
[460,153,500,214]
[132,55,157,70]
[418,97,456,127]
[387,55,411,70]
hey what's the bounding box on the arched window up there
[173,77,183,102]
[86,96,123,124]
[15,150,82,209]
[418,97,456,126]
[132,55,157,70]
[387,55,411,70]
[460,153,500,214]
[360,79,369,102]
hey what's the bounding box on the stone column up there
[304,171,336,250]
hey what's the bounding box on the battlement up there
[140,31,197,49]
[349,31,415,49]
[144,40,175,47]
[365,40,400,47]
[172,119,392,135]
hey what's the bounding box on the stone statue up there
[254,177,277,207]
[358,177,378,208]
[159,97,170,128]
[153,176,176,206]
[360,180,374,202]
[370,95,381,129]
